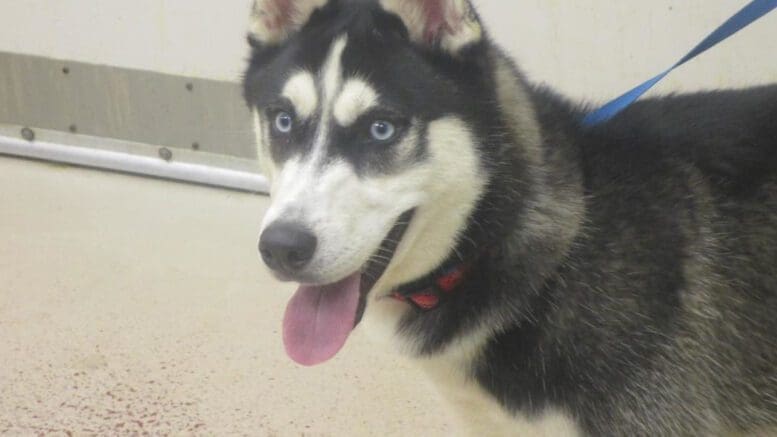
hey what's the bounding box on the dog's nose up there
[259,222,317,275]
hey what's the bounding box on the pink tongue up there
[282,273,361,366]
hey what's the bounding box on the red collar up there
[391,261,473,311]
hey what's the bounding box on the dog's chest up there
[419,339,581,437]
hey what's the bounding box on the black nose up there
[259,222,317,275]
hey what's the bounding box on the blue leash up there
[583,0,777,126]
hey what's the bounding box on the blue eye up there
[274,112,293,133]
[370,120,396,141]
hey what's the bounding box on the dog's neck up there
[391,247,493,311]
[470,49,587,298]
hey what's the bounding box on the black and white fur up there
[243,0,777,434]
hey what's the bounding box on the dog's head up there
[243,0,516,365]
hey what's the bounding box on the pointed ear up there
[249,0,328,45]
[380,0,483,54]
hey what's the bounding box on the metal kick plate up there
[0,51,255,159]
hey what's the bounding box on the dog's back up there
[619,86,777,434]
[485,85,777,435]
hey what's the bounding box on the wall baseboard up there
[0,124,268,193]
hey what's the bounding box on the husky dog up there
[243,0,777,435]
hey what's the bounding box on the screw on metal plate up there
[185,82,194,92]
[21,127,35,142]
[191,142,200,151]
[62,66,70,75]
[158,147,173,162]
[69,124,78,133]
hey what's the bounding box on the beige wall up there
[1,1,775,101]
[478,1,777,102]
[0,0,253,83]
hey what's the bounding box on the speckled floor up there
[0,157,452,436]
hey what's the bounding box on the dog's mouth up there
[282,209,415,366]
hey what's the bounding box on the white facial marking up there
[394,123,420,163]
[321,37,348,103]
[308,36,348,159]
[282,71,318,119]
[333,79,379,126]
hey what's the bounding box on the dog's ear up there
[380,0,483,54]
[249,0,328,45]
